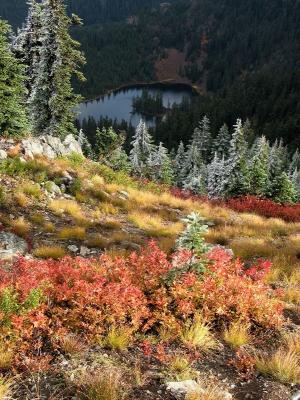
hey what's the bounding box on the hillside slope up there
[0,143,300,399]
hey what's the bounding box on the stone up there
[291,391,300,400]
[64,134,83,155]
[80,246,90,257]
[0,149,7,160]
[45,181,61,196]
[0,232,28,262]
[166,381,204,398]
[68,245,79,253]
[117,190,129,199]
[21,138,44,158]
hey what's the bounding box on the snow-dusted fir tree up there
[183,164,207,194]
[290,168,300,201]
[225,119,251,196]
[289,149,300,174]
[191,115,212,162]
[12,0,42,99]
[173,141,186,186]
[207,153,226,198]
[149,142,174,184]
[0,20,27,136]
[268,139,289,197]
[130,120,154,176]
[212,123,231,157]
[249,136,270,196]
[28,0,85,137]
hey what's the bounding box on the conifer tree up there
[130,120,154,176]
[174,141,186,186]
[0,20,27,136]
[289,149,300,173]
[149,142,174,184]
[213,123,231,157]
[243,118,256,145]
[207,153,226,198]
[12,0,42,98]
[191,115,212,162]
[249,136,270,196]
[183,164,207,194]
[225,119,251,196]
[272,172,297,204]
[29,0,85,137]
[290,168,300,201]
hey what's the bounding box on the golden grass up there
[101,219,122,230]
[0,344,12,371]
[166,355,196,381]
[223,321,250,348]
[283,331,300,356]
[230,238,277,260]
[185,381,229,400]
[79,368,126,400]
[58,226,86,240]
[14,192,30,208]
[86,234,111,249]
[128,212,183,237]
[99,203,118,216]
[181,316,219,352]
[255,349,300,384]
[21,182,41,199]
[10,217,30,238]
[30,213,45,225]
[0,376,12,400]
[103,327,132,351]
[284,287,300,305]
[33,246,66,260]
[43,221,55,233]
[49,199,82,217]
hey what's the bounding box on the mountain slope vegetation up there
[1,0,300,146]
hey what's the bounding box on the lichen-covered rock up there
[0,232,28,262]
[0,149,7,160]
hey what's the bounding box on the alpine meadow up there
[0,1,299,399]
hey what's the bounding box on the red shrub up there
[0,242,283,369]
[170,188,300,222]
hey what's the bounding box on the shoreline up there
[82,79,201,103]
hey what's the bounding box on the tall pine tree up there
[0,20,27,136]
[28,0,85,137]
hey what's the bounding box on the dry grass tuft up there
[33,246,66,260]
[59,335,85,356]
[49,199,82,218]
[98,203,118,216]
[0,375,12,399]
[283,331,300,356]
[21,182,42,199]
[86,234,111,249]
[128,212,183,237]
[58,226,86,240]
[223,321,250,348]
[167,354,196,381]
[0,343,12,371]
[43,221,55,233]
[101,219,122,230]
[185,380,229,400]
[10,217,30,238]
[181,316,219,352]
[79,368,126,400]
[14,192,30,208]
[255,349,300,384]
[103,326,132,351]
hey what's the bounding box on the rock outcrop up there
[0,134,83,160]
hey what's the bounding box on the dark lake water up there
[77,84,195,127]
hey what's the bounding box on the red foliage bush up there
[170,188,300,222]
[0,242,283,369]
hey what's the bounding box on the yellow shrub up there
[33,246,66,260]
[58,226,86,240]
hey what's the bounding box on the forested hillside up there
[1,0,300,147]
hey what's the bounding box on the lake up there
[77,83,195,127]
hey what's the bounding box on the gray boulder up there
[0,232,28,262]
